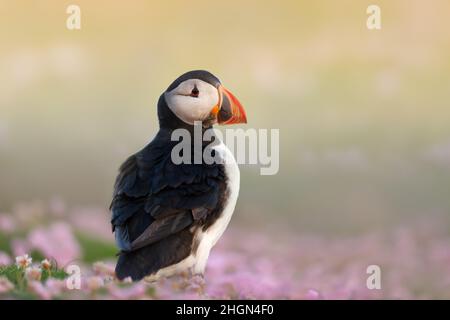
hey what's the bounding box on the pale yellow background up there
[1,1,450,234]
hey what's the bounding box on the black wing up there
[110,134,226,253]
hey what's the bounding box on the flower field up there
[1,200,449,299]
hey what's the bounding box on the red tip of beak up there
[219,86,247,125]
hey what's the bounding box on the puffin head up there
[158,70,247,129]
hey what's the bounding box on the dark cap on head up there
[166,70,221,92]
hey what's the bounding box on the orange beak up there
[216,85,247,125]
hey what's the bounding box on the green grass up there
[0,265,67,284]
[75,232,117,263]
[0,232,11,254]
[0,265,67,299]
[0,230,117,264]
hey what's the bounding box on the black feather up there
[111,71,230,280]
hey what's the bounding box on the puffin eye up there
[190,85,199,98]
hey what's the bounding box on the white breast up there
[144,140,239,282]
[206,142,240,245]
[192,141,240,274]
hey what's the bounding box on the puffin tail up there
[115,248,154,281]
[115,229,194,281]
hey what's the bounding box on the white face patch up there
[164,79,219,125]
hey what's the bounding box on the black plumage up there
[111,71,229,281]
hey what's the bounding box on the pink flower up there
[0,276,14,294]
[0,214,15,233]
[45,279,66,296]
[69,207,112,241]
[92,261,115,277]
[41,259,52,270]
[27,222,81,266]
[15,254,32,268]
[25,266,42,281]
[86,276,104,291]
[304,289,322,300]
[11,239,30,257]
[28,281,51,300]
[0,251,12,266]
[107,283,147,299]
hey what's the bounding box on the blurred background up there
[2,0,450,233]
[1,0,450,299]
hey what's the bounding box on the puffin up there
[111,70,247,281]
